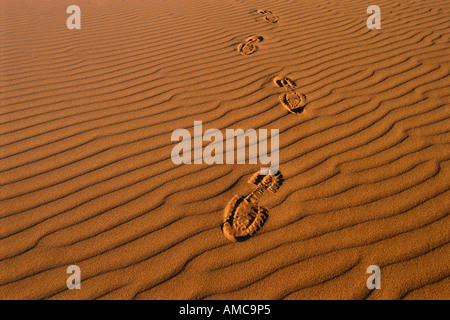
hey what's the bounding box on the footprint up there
[273,76,307,114]
[222,170,283,242]
[237,35,263,55]
[257,9,279,24]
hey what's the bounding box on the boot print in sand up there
[273,76,307,114]
[222,171,283,241]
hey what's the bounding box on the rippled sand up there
[0,0,449,299]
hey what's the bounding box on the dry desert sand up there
[0,0,449,300]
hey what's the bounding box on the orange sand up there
[0,0,449,300]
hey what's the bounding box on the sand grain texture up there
[0,0,449,300]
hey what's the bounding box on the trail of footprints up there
[224,10,308,241]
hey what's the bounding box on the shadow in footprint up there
[222,171,284,242]
[237,35,264,55]
[273,76,307,114]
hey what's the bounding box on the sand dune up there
[0,0,449,300]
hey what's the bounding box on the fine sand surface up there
[1,0,449,300]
